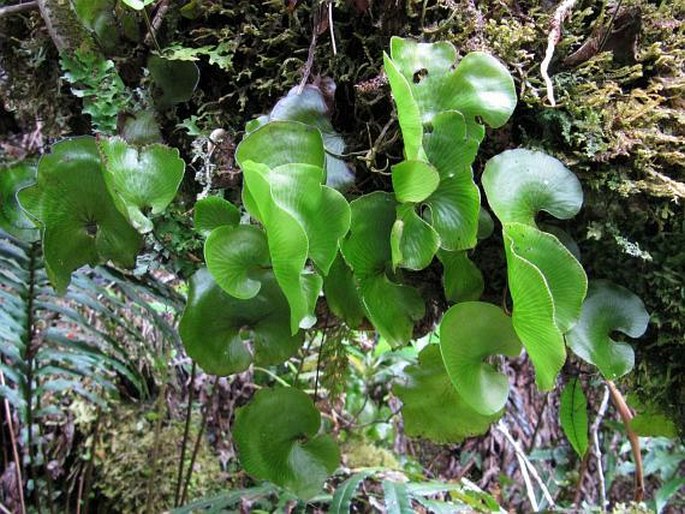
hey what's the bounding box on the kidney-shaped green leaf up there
[179,268,303,376]
[566,280,649,380]
[440,302,521,415]
[194,196,240,236]
[394,345,502,443]
[391,160,440,203]
[0,162,39,242]
[391,204,440,271]
[148,55,200,106]
[323,253,366,329]
[482,149,583,227]
[341,193,425,346]
[204,225,270,299]
[17,137,141,293]
[236,120,325,173]
[99,137,185,233]
[234,387,340,500]
[268,85,355,190]
[387,37,516,133]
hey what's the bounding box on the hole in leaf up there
[85,220,98,237]
[413,68,428,84]
[609,330,625,341]
[475,115,484,125]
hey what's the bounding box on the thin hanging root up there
[328,1,337,56]
[541,0,577,107]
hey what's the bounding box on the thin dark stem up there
[142,7,162,53]
[180,375,219,506]
[174,362,196,507]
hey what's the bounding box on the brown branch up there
[607,380,644,502]
[0,1,37,18]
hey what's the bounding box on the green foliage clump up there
[93,404,224,512]
[60,50,131,134]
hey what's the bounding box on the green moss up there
[93,404,225,512]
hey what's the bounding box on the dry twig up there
[607,380,644,502]
[0,1,37,18]
[541,0,577,106]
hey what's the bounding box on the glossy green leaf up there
[179,268,303,375]
[0,162,39,242]
[423,111,480,180]
[236,120,325,172]
[234,388,340,500]
[440,52,517,129]
[383,52,424,161]
[506,223,587,333]
[437,250,483,303]
[268,85,355,190]
[560,378,589,458]
[148,55,200,106]
[17,137,141,293]
[424,173,480,251]
[566,280,649,380]
[341,192,396,278]
[323,254,366,328]
[241,159,349,332]
[387,37,516,130]
[341,193,424,346]
[391,160,440,203]
[482,149,583,227]
[205,225,270,299]
[99,137,185,233]
[440,302,521,415]
[391,204,439,271]
[504,223,587,390]
[194,196,240,236]
[360,274,424,348]
[394,345,501,443]
[241,161,313,332]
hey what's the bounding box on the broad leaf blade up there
[194,196,240,236]
[394,345,501,443]
[179,268,303,375]
[99,137,185,233]
[234,388,340,500]
[440,302,521,415]
[560,378,589,457]
[204,225,270,299]
[482,149,583,227]
[566,280,649,379]
[17,137,141,293]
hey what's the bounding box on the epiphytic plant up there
[1,32,653,508]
